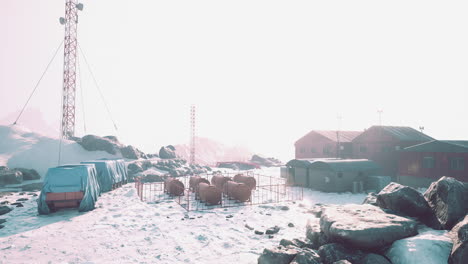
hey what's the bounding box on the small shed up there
[38,164,100,214]
[286,159,380,192]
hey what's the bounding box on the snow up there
[0,182,366,263]
[385,226,453,264]
[0,125,120,178]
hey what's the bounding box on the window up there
[299,148,305,154]
[422,157,435,169]
[359,146,367,153]
[310,148,316,153]
[450,157,465,171]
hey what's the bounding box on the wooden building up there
[398,140,468,187]
[294,130,362,159]
[352,126,433,177]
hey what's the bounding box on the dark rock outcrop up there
[0,169,23,184]
[250,154,282,167]
[306,220,329,249]
[159,145,177,159]
[15,168,40,181]
[320,204,418,250]
[318,243,365,264]
[361,253,391,264]
[103,135,119,143]
[290,248,322,264]
[424,176,468,230]
[79,135,118,154]
[120,145,142,160]
[258,246,299,264]
[377,182,439,228]
[266,226,280,235]
[362,192,378,206]
[449,215,468,264]
[0,206,12,216]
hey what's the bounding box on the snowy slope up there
[0,181,367,263]
[174,137,253,166]
[0,125,120,178]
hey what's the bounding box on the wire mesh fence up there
[134,171,303,211]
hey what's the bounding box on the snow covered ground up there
[0,180,367,263]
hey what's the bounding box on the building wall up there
[399,152,468,183]
[295,132,352,159]
[352,129,425,176]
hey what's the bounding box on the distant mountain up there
[0,108,58,138]
[174,137,253,166]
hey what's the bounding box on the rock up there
[255,230,264,235]
[288,223,295,227]
[290,248,322,264]
[280,206,290,211]
[320,204,418,250]
[0,206,12,216]
[11,202,23,207]
[103,135,119,143]
[268,235,274,239]
[280,239,299,248]
[0,201,8,205]
[0,169,23,184]
[21,183,42,191]
[0,224,4,229]
[14,168,40,181]
[79,135,118,154]
[377,182,438,228]
[332,261,352,264]
[362,192,378,206]
[266,226,280,235]
[318,243,365,264]
[159,145,177,159]
[258,246,299,264]
[306,221,328,249]
[128,162,144,175]
[245,224,254,230]
[226,214,233,218]
[361,253,391,264]
[386,227,453,264]
[424,176,468,230]
[120,145,142,160]
[449,215,468,264]
[16,198,28,202]
[0,219,5,224]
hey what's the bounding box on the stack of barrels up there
[190,175,221,205]
[164,177,185,196]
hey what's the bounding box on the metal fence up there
[134,171,303,211]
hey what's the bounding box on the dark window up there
[337,172,343,178]
[422,157,435,169]
[450,157,465,171]
[359,146,367,153]
[310,148,316,153]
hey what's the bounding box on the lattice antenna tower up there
[190,105,196,165]
[60,1,84,139]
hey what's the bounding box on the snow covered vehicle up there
[81,159,126,192]
[38,164,100,214]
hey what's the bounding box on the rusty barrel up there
[164,177,185,196]
[198,182,222,205]
[233,174,256,190]
[223,181,251,202]
[189,176,210,191]
[211,175,232,190]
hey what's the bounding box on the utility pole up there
[60,0,84,139]
[190,105,196,165]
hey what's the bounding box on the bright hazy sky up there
[1,1,468,162]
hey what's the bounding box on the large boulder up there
[159,145,177,159]
[79,135,119,154]
[449,215,468,264]
[320,204,418,250]
[103,135,119,143]
[377,182,439,228]
[15,168,40,181]
[385,227,453,264]
[290,248,322,264]
[306,220,329,249]
[258,245,299,264]
[0,169,23,184]
[361,253,391,264]
[120,145,142,160]
[424,176,468,230]
[0,206,12,216]
[362,192,378,206]
[318,243,365,264]
[250,154,275,167]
